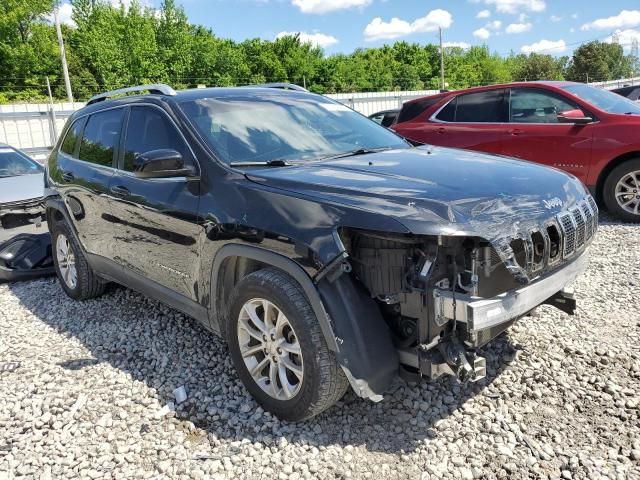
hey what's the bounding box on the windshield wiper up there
[229,159,291,167]
[317,146,395,162]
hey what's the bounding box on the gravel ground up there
[1,214,639,480]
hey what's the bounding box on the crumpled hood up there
[246,145,589,237]
[0,173,44,206]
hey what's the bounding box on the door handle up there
[110,185,130,196]
[61,171,74,182]
[437,127,446,134]
[509,128,524,136]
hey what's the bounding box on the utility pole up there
[54,1,74,103]
[439,27,445,91]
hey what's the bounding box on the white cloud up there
[581,10,640,31]
[363,9,453,41]
[482,0,545,14]
[570,27,575,33]
[506,22,532,33]
[47,2,75,27]
[473,27,491,40]
[606,29,640,51]
[486,20,502,30]
[521,39,566,54]
[443,41,471,49]
[292,0,371,14]
[571,13,578,19]
[550,15,562,22]
[477,9,491,18]
[275,31,338,48]
[518,13,528,22]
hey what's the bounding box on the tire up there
[603,159,640,223]
[226,268,349,421]
[51,220,106,300]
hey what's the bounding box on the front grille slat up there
[572,207,586,248]
[559,213,576,257]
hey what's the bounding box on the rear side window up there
[122,106,192,172]
[60,119,84,156]
[436,98,457,122]
[455,90,507,123]
[397,96,440,123]
[78,109,124,167]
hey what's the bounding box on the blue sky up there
[57,0,640,56]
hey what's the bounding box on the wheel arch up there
[594,151,640,202]
[209,244,338,352]
[209,243,400,401]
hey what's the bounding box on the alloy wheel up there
[615,170,640,216]
[56,233,77,289]
[237,298,304,401]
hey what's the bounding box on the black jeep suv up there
[45,84,597,421]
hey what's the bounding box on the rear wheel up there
[226,268,349,421]
[51,220,106,300]
[603,159,640,222]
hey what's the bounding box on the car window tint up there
[435,97,456,122]
[123,106,191,172]
[455,90,506,123]
[510,88,579,123]
[398,96,440,123]
[381,112,397,127]
[79,109,123,167]
[60,119,83,156]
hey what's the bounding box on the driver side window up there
[123,106,192,172]
[509,88,580,124]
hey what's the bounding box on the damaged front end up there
[336,194,597,386]
[0,198,54,282]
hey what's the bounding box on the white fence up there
[1,76,638,160]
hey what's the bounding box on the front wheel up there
[226,268,349,421]
[603,159,640,222]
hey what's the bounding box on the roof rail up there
[87,84,177,106]
[247,83,309,92]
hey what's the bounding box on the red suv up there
[393,81,640,221]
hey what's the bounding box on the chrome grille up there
[557,197,597,259]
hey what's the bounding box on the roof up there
[403,81,580,105]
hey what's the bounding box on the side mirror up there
[557,109,593,125]
[133,149,193,179]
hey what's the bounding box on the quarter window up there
[60,119,84,156]
[123,106,191,172]
[78,109,124,167]
[509,88,579,123]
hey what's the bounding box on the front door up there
[501,87,594,182]
[108,105,201,300]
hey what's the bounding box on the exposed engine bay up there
[340,215,594,384]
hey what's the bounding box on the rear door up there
[502,87,594,181]
[55,108,124,259]
[398,89,508,154]
[108,104,201,300]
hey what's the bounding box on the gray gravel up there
[1,214,639,480]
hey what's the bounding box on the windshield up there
[0,148,43,177]
[562,84,640,115]
[179,92,409,165]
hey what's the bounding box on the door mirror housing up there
[557,109,593,125]
[133,149,193,178]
